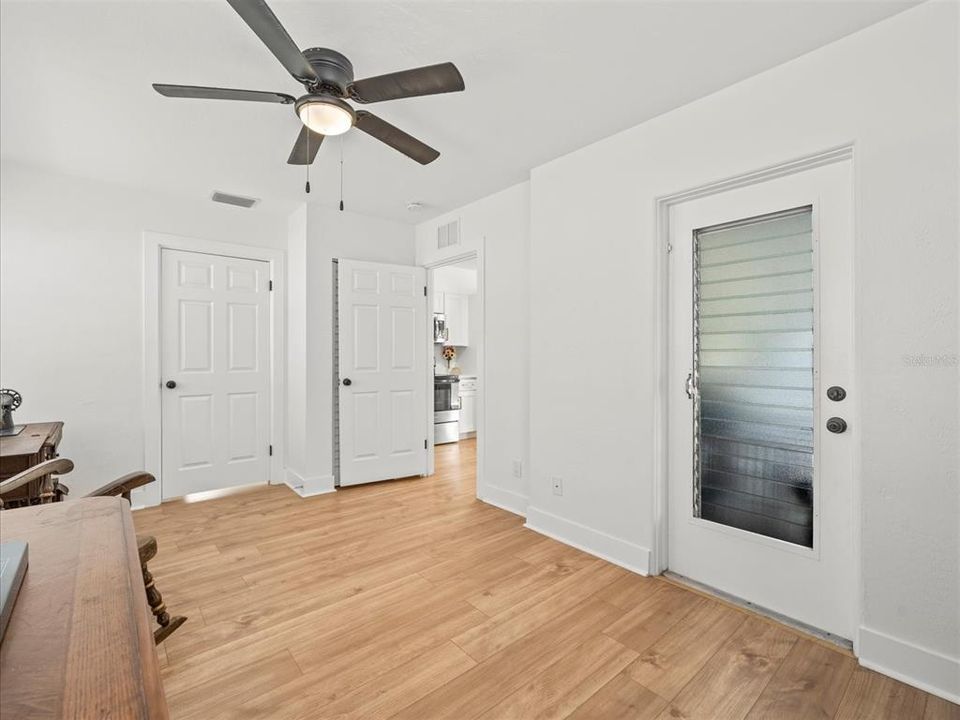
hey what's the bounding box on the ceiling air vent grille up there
[211,191,259,209]
[437,219,461,249]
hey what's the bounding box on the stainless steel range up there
[434,375,460,444]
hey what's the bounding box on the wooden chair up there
[0,458,187,644]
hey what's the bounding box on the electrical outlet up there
[551,476,563,496]
[512,459,523,479]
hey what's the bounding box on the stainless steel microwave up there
[433,313,448,344]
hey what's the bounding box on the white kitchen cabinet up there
[443,292,469,346]
[432,291,445,315]
[459,376,477,435]
[460,395,477,434]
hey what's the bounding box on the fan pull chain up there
[339,136,345,211]
[305,131,311,194]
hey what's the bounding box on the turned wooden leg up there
[39,474,56,503]
[141,561,187,644]
[142,564,171,628]
[137,534,187,645]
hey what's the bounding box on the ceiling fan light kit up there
[152,0,464,172]
[296,95,355,136]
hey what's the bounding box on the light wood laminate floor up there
[135,439,958,720]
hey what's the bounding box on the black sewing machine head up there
[0,389,24,437]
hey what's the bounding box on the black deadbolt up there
[826,417,847,434]
[342,378,352,386]
[826,386,847,402]
[165,380,177,389]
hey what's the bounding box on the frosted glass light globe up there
[296,97,354,136]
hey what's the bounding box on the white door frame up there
[140,231,286,508]
[651,144,862,649]
[423,247,486,496]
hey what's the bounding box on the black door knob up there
[826,417,847,434]
[342,378,352,386]
[826,386,847,402]
[165,380,176,389]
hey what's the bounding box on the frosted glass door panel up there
[694,207,814,547]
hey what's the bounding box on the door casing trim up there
[140,231,286,508]
[651,143,860,651]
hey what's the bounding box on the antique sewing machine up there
[0,390,24,437]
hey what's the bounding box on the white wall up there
[527,1,957,700]
[285,205,309,483]
[0,161,288,497]
[416,182,531,515]
[285,204,415,494]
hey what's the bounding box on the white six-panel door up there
[338,259,428,486]
[160,249,271,499]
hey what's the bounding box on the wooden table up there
[0,422,64,505]
[0,498,169,719]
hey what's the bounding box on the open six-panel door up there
[337,259,429,486]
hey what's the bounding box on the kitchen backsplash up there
[434,344,477,375]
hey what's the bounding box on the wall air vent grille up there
[437,219,461,249]
[211,191,259,209]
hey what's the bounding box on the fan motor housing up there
[303,48,354,95]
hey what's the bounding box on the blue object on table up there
[0,540,28,643]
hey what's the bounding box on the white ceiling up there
[0,0,916,223]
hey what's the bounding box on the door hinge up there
[269,444,273,456]
[424,439,428,449]
[269,280,274,291]
[424,285,428,296]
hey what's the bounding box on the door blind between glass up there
[694,206,815,548]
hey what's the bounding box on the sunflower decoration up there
[441,345,456,370]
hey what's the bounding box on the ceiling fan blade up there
[153,84,295,104]
[354,111,440,165]
[348,62,464,104]
[287,125,325,165]
[225,0,318,85]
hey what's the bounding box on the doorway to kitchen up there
[427,252,483,495]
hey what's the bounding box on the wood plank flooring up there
[134,439,957,719]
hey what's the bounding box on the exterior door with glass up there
[667,160,855,639]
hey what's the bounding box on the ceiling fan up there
[153,0,464,167]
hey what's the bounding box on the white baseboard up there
[524,506,651,576]
[285,470,336,498]
[478,484,528,517]
[858,626,960,704]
